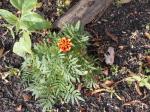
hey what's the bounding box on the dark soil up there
[0,0,150,112]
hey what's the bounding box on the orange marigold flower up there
[57,37,73,52]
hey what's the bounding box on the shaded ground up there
[0,0,150,112]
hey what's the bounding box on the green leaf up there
[144,83,150,90]
[13,31,32,57]
[10,0,23,10]
[22,0,37,13]
[0,9,18,25]
[20,12,51,31]
[75,21,81,30]
[131,76,142,82]
[10,0,37,12]
[139,78,149,86]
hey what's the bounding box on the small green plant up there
[126,74,150,90]
[0,0,51,57]
[110,65,119,76]
[21,22,101,111]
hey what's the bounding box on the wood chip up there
[144,32,150,39]
[105,47,115,65]
[16,105,22,112]
[134,83,143,96]
[77,83,83,91]
[102,68,109,76]
[103,80,114,87]
[0,48,4,58]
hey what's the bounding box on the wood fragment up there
[54,0,113,29]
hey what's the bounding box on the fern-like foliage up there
[21,22,101,111]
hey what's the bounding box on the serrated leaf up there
[10,0,37,13]
[13,31,32,57]
[0,9,18,25]
[20,12,51,31]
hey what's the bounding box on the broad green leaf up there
[10,0,22,10]
[13,31,32,57]
[10,0,37,13]
[22,0,37,13]
[20,12,51,31]
[0,9,18,25]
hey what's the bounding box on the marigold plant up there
[21,22,101,112]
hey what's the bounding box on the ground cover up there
[0,0,150,112]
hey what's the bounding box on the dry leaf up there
[105,30,118,43]
[79,107,86,112]
[22,94,32,102]
[145,56,150,65]
[105,47,115,65]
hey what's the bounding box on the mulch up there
[0,0,150,112]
